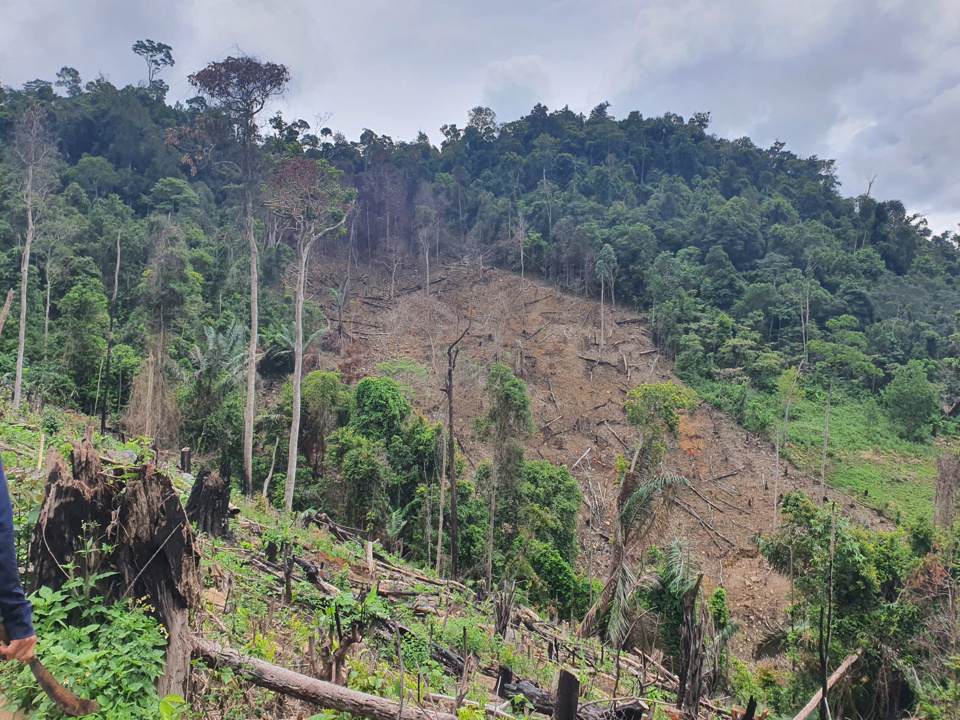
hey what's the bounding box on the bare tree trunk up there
[774,363,803,530]
[0,289,14,339]
[145,348,156,440]
[423,234,430,296]
[486,471,497,594]
[285,238,315,512]
[817,506,837,720]
[435,442,446,575]
[243,180,258,497]
[820,378,834,498]
[43,248,52,356]
[425,484,433,568]
[93,354,105,417]
[262,436,280,501]
[102,231,120,433]
[445,324,469,580]
[13,164,34,409]
[599,275,605,360]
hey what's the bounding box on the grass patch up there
[781,393,937,524]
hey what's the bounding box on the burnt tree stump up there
[555,669,580,720]
[29,430,200,699]
[185,470,232,538]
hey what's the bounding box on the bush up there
[0,576,173,719]
[884,359,938,441]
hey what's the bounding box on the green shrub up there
[0,576,172,719]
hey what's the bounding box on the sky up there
[2,0,959,233]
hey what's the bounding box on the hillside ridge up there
[304,253,889,654]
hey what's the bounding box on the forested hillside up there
[1,43,960,720]
[2,49,958,463]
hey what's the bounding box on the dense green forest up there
[3,43,960,719]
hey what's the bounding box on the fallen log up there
[791,651,861,720]
[192,636,458,720]
[499,678,556,716]
[377,619,466,677]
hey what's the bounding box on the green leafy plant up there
[0,577,169,719]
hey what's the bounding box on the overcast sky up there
[2,0,958,233]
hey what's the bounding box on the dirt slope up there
[305,253,888,655]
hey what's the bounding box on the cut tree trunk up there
[185,470,231,538]
[116,464,199,697]
[676,576,705,719]
[792,652,861,720]
[192,636,459,720]
[29,429,200,698]
[555,669,580,720]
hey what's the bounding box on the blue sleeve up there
[0,457,33,640]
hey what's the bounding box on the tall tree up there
[12,105,57,409]
[595,243,618,356]
[101,229,121,433]
[268,157,353,512]
[440,322,470,579]
[132,40,175,84]
[475,364,533,592]
[189,56,290,496]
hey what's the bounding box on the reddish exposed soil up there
[304,253,889,657]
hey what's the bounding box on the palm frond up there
[619,473,689,547]
[661,538,699,596]
[386,508,407,540]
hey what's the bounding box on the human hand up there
[1,634,37,662]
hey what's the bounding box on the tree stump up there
[555,669,580,720]
[115,464,200,697]
[185,470,232,538]
[30,436,116,590]
[29,431,200,699]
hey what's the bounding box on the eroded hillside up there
[305,252,889,655]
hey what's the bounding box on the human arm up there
[0,456,35,660]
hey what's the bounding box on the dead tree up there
[493,582,516,639]
[101,229,121,433]
[29,430,200,698]
[677,575,706,719]
[0,289,13,338]
[12,105,57,409]
[185,470,232,538]
[441,321,470,579]
[935,449,960,530]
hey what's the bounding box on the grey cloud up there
[607,0,960,231]
[482,55,552,122]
